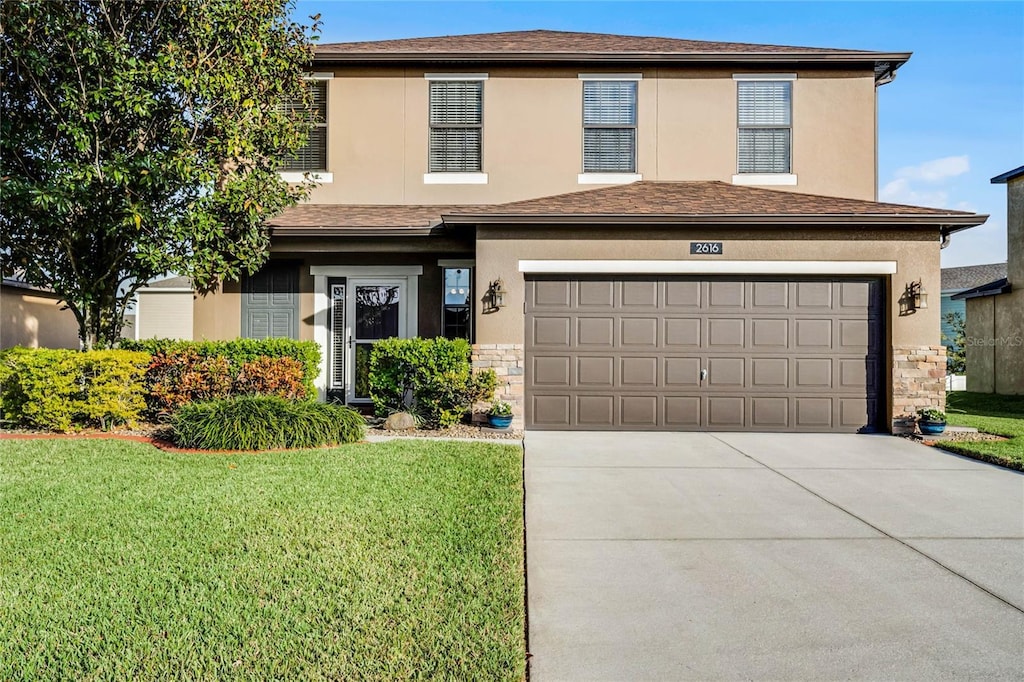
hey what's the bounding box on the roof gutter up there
[270,226,440,237]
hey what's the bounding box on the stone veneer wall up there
[471,344,525,429]
[892,344,946,428]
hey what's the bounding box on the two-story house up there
[192,30,987,432]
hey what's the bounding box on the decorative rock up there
[384,412,416,431]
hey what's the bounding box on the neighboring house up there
[0,278,80,350]
[192,29,988,432]
[940,263,1006,343]
[953,165,1023,394]
[134,276,195,341]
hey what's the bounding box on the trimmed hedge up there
[0,348,150,431]
[121,339,321,415]
[368,337,497,428]
[172,396,366,451]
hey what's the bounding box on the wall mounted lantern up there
[909,279,928,310]
[486,278,507,312]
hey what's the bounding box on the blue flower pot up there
[919,421,946,435]
[488,414,513,429]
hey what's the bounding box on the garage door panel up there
[751,397,790,429]
[525,277,882,432]
[708,318,745,348]
[621,396,659,426]
[578,280,615,307]
[532,316,571,347]
[751,281,789,309]
[533,355,571,386]
[665,396,701,426]
[578,395,615,426]
[621,357,659,387]
[707,396,745,427]
[578,356,615,387]
[665,317,701,347]
[665,281,701,308]
[577,317,615,347]
[708,281,745,308]
[622,281,659,307]
[621,318,659,347]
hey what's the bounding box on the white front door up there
[347,279,407,403]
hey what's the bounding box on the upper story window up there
[736,78,792,175]
[429,80,483,173]
[582,80,637,173]
[281,79,328,173]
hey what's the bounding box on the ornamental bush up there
[368,337,497,428]
[0,348,150,431]
[121,338,320,415]
[172,396,365,451]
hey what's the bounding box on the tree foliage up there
[943,311,966,374]
[1,0,320,348]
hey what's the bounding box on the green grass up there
[0,438,525,680]
[943,392,1024,469]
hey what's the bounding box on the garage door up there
[525,277,883,432]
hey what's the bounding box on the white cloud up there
[879,155,971,209]
[893,155,970,183]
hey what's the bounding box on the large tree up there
[1,0,320,348]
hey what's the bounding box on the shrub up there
[121,339,320,415]
[368,337,497,428]
[917,408,947,423]
[0,348,149,431]
[172,396,365,451]
[121,338,320,396]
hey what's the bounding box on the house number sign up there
[690,241,723,255]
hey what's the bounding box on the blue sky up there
[295,1,1023,268]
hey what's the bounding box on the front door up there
[348,279,406,402]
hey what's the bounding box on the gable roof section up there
[941,263,1007,291]
[316,30,909,81]
[442,181,987,230]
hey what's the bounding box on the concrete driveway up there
[524,432,1024,681]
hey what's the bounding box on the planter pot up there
[488,414,513,429]
[919,420,947,435]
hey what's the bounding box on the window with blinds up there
[429,81,483,172]
[737,81,791,174]
[281,79,328,172]
[582,81,637,173]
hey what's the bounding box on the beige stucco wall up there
[0,285,80,349]
[308,66,877,206]
[136,291,194,340]
[1007,177,1023,286]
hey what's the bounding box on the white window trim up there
[307,72,334,80]
[732,173,798,186]
[518,260,898,275]
[311,266,422,399]
[423,172,488,185]
[279,171,333,184]
[733,73,798,81]
[424,73,488,81]
[578,172,643,185]
[578,73,643,81]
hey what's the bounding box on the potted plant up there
[488,400,513,429]
[916,408,947,435]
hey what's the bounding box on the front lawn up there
[944,392,1024,469]
[0,438,525,680]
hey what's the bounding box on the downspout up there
[940,227,952,249]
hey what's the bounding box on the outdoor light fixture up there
[486,278,507,311]
[909,279,928,310]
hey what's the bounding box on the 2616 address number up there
[690,241,723,255]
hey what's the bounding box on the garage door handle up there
[700,368,708,381]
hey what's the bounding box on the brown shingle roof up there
[444,181,980,220]
[317,29,872,56]
[268,204,486,233]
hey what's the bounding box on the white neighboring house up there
[134,276,194,340]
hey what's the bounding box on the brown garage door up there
[525,276,883,432]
